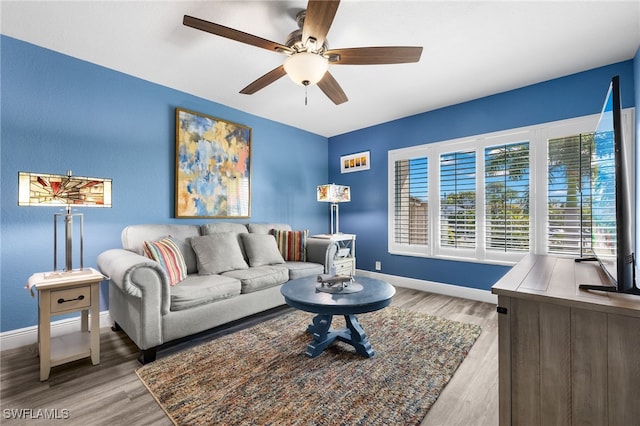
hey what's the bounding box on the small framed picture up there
[341,151,370,173]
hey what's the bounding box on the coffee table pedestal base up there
[305,314,374,358]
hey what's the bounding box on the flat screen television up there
[578,75,640,295]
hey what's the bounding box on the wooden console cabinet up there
[492,255,640,425]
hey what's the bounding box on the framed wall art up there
[340,151,370,173]
[175,108,251,218]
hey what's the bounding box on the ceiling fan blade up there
[240,65,287,95]
[184,15,293,54]
[317,71,348,105]
[326,46,423,65]
[302,0,340,48]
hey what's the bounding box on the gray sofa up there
[97,222,337,363]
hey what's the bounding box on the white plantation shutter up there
[440,150,476,249]
[393,157,428,246]
[547,134,593,256]
[388,110,632,263]
[484,142,530,252]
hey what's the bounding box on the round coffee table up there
[280,276,395,358]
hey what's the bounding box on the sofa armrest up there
[306,238,339,274]
[97,249,171,315]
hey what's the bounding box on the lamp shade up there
[18,171,112,208]
[283,52,329,86]
[317,184,350,203]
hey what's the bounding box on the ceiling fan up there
[183,0,423,105]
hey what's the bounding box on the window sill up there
[389,250,522,267]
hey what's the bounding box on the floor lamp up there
[18,171,112,277]
[317,183,350,234]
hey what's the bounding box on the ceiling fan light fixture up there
[283,52,328,86]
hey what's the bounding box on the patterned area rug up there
[136,307,481,425]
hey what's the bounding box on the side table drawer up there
[50,286,91,313]
[334,258,355,276]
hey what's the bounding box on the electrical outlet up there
[375,261,381,271]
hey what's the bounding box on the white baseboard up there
[0,311,112,352]
[356,270,498,304]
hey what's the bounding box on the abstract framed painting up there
[175,108,251,218]
[341,150,370,173]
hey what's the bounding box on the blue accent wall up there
[0,36,328,332]
[328,61,637,291]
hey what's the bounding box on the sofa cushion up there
[201,222,249,259]
[201,222,249,235]
[169,274,241,311]
[272,229,308,262]
[190,233,249,274]
[286,261,324,280]
[222,265,289,293]
[240,233,285,267]
[143,237,188,285]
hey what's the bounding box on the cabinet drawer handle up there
[57,295,85,304]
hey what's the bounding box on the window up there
[393,157,428,246]
[389,150,430,256]
[389,136,534,263]
[485,142,530,253]
[440,150,476,249]
[388,110,634,265]
[547,134,593,256]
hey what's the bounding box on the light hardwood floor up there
[0,287,498,425]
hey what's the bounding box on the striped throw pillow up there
[143,237,188,285]
[271,229,308,262]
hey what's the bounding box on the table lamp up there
[317,183,350,234]
[18,171,112,276]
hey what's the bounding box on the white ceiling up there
[2,1,639,137]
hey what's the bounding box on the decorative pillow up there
[190,233,249,275]
[240,233,286,267]
[271,229,308,262]
[143,237,188,286]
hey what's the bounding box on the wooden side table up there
[26,268,105,381]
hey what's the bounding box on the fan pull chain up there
[303,80,310,106]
